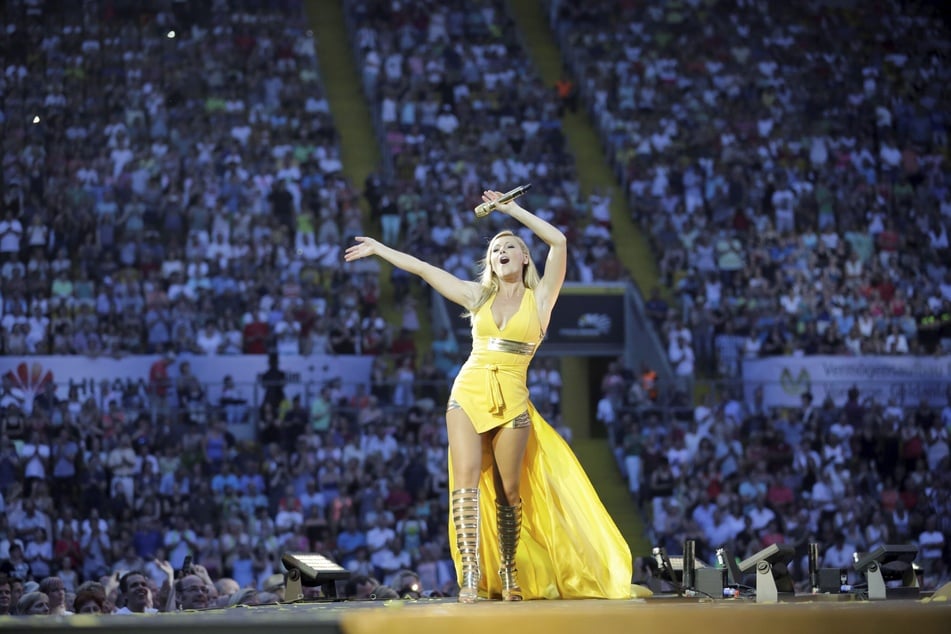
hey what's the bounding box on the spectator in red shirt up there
[759,520,786,547]
[384,476,413,521]
[148,353,175,401]
[876,220,901,256]
[242,313,270,354]
[766,474,795,510]
[389,328,416,360]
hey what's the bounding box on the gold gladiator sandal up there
[497,500,523,601]
[452,488,481,603]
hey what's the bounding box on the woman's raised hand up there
[344,236,381,262]
[480,189,518,215]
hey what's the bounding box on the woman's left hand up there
[344,236,382,262]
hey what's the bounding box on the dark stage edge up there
[1,595,949,634]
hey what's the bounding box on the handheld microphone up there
[473,183,532,217]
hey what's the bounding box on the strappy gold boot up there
[497,500,523,601]
[452,488,481,603]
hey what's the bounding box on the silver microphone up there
[473,184,532,217]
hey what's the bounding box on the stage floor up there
[3,594,949,634]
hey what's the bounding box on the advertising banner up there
[0,354,374,414]
[741,355,951,408]
[449,285,626,348]
[544,286,626,346]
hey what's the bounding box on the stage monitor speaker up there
[281,552,351,601]
[738,544,795,603]
[852,544,919,601]
[695,566,726,599]
[818,568,843,594]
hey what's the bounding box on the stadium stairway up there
[507,1,659,294]
[305,0,434,349]
[305,0,378,188]
[507,1,652,558]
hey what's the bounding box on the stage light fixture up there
[652,544,714,596]
[738,544,795,603]
[281,552,351,601]
[716,546,745,589]
[852,544,919,600]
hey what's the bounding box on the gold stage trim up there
[339,599,951,634]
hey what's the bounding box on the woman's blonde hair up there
[468,231,541,318]
[15,591,49,615]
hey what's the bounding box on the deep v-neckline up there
[490,289,527,332]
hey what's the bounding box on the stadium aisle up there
[508,0,660,296]
[305,0,433,346]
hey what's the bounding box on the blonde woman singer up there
[345,188,632,601]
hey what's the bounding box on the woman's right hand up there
[480,189,519,216]
[344,236,381,262]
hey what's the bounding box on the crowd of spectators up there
[0,0,473,617]
[0,339,567,612]
[599,362,951,591]
[0,0,584,616]
[563,0,951,592]
[345,0,628,289]
[6,0,948,616]
[0,0,408,362]
[552,0,951,378]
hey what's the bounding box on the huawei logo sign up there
[3,361,54,414]
[578,313,612,334]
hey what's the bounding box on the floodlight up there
[281,552,350,601]
[652,545,711,595]
[738,544,795,603]
[852,544,919,600]
[716,545,748,592]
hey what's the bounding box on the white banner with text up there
[0,354,374,414]
[741,355,951,408]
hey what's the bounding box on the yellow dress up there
[447,288,633,599]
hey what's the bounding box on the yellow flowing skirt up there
[448,404,635,600]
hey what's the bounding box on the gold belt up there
[486,337,536,356]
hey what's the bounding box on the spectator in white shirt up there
[365,516,396,555]
[668,334,695,377]
[195,321,224,355]
[918,517,946,573]
[822,532,856,570]
[0,210,23,256]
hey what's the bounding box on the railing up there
[624,281,675,385]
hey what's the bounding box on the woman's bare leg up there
[491,425,531,600]
[447,408,486,602]
[447,408,485,488]
[491,425,530,503]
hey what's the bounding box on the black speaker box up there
[818,568,842,593]
[696,566,725,598]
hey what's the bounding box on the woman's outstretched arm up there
[484,189,568,321]
[344,236,481,309]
